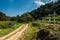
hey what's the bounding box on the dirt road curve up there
[0,24,28,40]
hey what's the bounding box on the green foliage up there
[18,0,60,22]
[10,17,17,21]
[20,22,38,40]
[0,22,22,37]
[0,21,16,29]
[0,12,7,21]
[36,29,59,40]
[19,12,33,23]
[0,12,6,17]
[20,21,60,40]
[0,0,60,22]
[32,22,40,27]
[0,25,5,29]
[35,24,60,40]
[0,11,17,21]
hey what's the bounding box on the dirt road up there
[0,24,28,40]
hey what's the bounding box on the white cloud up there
[51,0,58,2]
[34,0,45,7]
[34,0,58,7]
[46,0,58,3]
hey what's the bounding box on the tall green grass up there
[0,21,22,37]
[20,22,42,40]
[20,21,60,40]
[0,21,16,29]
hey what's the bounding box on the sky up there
[0,0,58,16]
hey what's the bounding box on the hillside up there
[19,0,60,23]
[0,0,60,23]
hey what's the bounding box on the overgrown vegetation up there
[0,21,22,37]
[20,21,60,40]
[0,21,16,29]
[0,0,60,23]
[18,0,60,22]
[0,0,60,40]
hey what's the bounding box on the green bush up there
[32,22,40,27]
[0,21,16,29]
[0,24,8,29]
[36,29,59,40]
[0,25,4,29]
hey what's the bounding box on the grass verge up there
[20,21,60,40]
[0,23,22,37]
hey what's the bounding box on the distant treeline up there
[0,12,17,21]
[0,0,60,22]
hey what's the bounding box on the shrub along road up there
[0,24,28,40]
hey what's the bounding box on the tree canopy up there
[0,0,60,22]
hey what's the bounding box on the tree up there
[16,15,20,22]
[10,17,17,21]
[0,11,7,21]
[20,12,33,23]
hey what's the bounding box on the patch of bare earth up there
[0,24,28,40]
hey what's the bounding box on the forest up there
[0,0,60,23]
